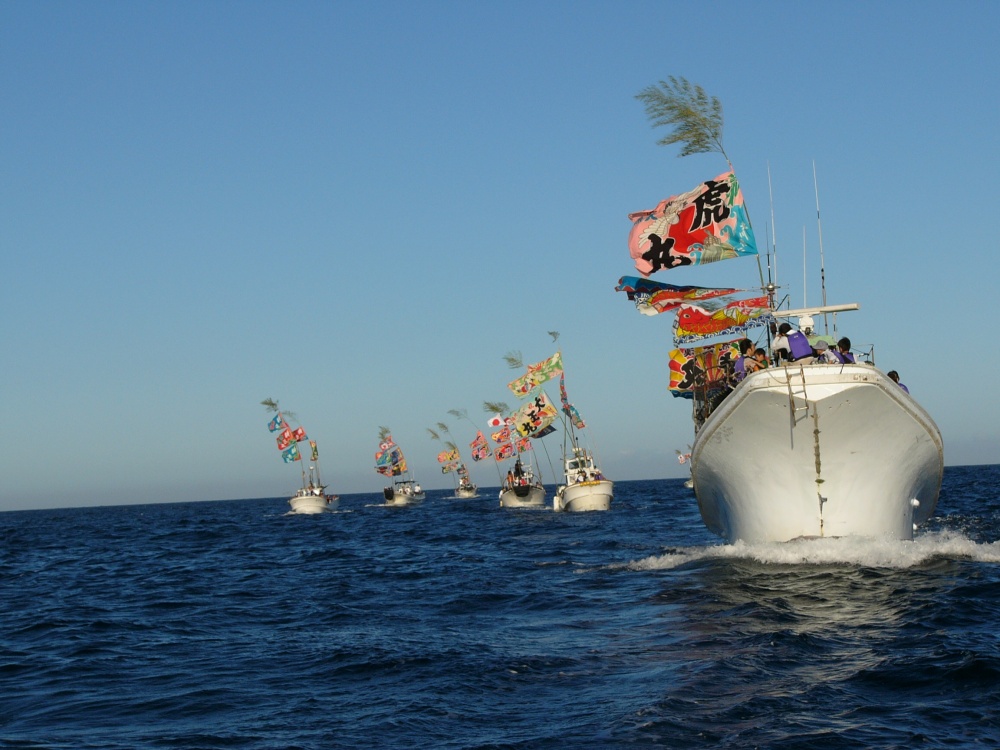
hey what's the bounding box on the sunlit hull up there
[499,484,546,508]
[455,486,478,499]
[554,480,613,512]
[691,364,943,543]
[288,491,337,514]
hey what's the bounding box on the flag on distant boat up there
[437,449,460,463]
[281,444,301,463]
[507,352,564,398]
[672,296,774,344]
[487,415,506,428]
[558,373,586,430]
[515,437,531,452]
[268,414,284,432]
[470,431,491,461]
[309,440,318,462]
[494,442,516,461]
[615,276,742,316]
[491,426,511,444]
[627,171,757,277]
[291,426,307,442]
[277,427,295,451]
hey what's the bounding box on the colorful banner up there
[558,373,586,430]
[490,426,511,444]
[291,426,307,442]
[281,444,301,463]
[507,352,564,398]
[437,449,459,463]
[487,414,511,428]
[668,341,741,399]
[268,414,284,433]
[515,437,531,452]
[672,296,774,345]
[277,428,294,451]
[441,461,460,474]
[512,391,559,437]
[309,440,318,462]
[615,276,741,316]
[470,431,491,461]
[627,171,757,276]
[494,442,516,462]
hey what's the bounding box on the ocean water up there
[2,466,999,749]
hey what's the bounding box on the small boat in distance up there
[499,456,545,508]
[262,399,338,514]
[456,474,478,499]
[375,429,425,505]
[554,446,612,512]
[428,422,479,499]
[552,367,612,512]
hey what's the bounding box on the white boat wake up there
[627,530,1000,570]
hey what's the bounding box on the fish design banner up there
[627,171,757,277]
[507,352,564,398]
[494,442,516,462]
[437,449,460,463]
[469,431,491,461]
[672,296,774,345]
[668,341,741,398]
[615,276,741,316]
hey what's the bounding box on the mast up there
[813,160,829,333]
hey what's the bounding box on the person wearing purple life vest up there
[734,338,757,382]
[833,337,856,364]
[887,370,909,393]
[772,322,814,363]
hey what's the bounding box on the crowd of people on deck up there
[729,321,908,390]
[695,322,910,428]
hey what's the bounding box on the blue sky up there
[3,1,998,510]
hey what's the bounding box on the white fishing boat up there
[499,458,546,507]
[375,431,425,505]
[691,357,942,542]
[553,446,612,512]
[289,483,338,514]
[262,399,338,514]
[551,364,612,512]
[455,475,478,499]
[620,77,943,543]
[383,478,425,505]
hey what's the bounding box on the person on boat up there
[734,338,757,382]
[812,339,839,364]
[753,348,769,370]
[833,337,856,364]
[887,370,910,393]
[772,322,814,363]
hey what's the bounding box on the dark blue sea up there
[2,465,999,749]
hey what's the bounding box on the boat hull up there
[499,484,546,508]
[691,364,943,543]
[554,480,613,512]
[288,493,337,514]
[455,486,478,499]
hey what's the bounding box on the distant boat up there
[429,424,479,499]
[552,369,612,512]
[455,474,478,499]
[499,455,546,508]
[375,433,425,505]
[263,401,338,514]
